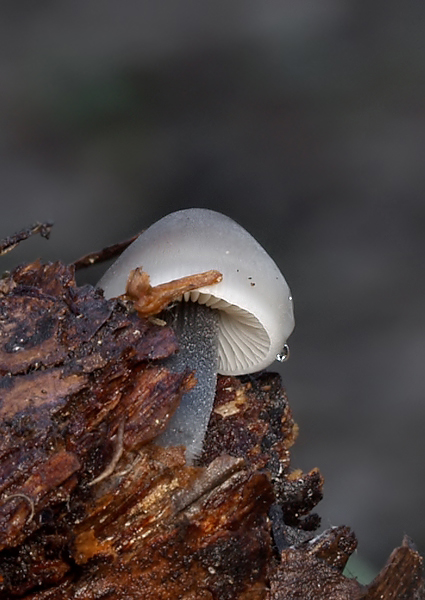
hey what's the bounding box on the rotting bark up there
[0,255,423,598]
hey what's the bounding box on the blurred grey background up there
[1,0,424,575]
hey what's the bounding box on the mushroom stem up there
[157,301,219,463]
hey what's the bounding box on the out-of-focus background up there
[1,0,424,576]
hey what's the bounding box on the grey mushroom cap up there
[98,208,294,375]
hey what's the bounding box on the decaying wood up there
[0,255,423,599]
[364,536,425,600]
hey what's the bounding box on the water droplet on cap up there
[276,344,290,362]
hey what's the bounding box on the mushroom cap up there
[98,208,294,376]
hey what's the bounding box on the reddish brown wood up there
[0,257,422,599]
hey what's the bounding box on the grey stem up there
[157,301,220,464]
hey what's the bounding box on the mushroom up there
[98,208,294,462]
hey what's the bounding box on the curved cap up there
[98,208,294,375]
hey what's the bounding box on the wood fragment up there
[125,266,223,317]
[72,234,139,270]
[0,222,53,256]
[268,543,363,600]
[362,536,425,600]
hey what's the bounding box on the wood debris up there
[0,222,53,257]
[125,266,223,317]
[0,254,422,599]
[72,235,139,271]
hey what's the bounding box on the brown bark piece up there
[200,374,298,473]
[199,374,323,537]
[363,536,425,600]
[0,261,189,595]
[268,545,363,600]
[305,524,357,571]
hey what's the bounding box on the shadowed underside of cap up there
[182,291,269,375]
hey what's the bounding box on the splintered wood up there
[0,260,423,599]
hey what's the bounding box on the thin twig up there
[73,235,139,271]
[0,222,53,256]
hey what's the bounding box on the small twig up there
[126,267,223,317]
[88,420,125,487]
[73,235,139,271]
[0,222,53,256]
[3,493,35,523]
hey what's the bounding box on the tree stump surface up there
[0,259,422,599]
